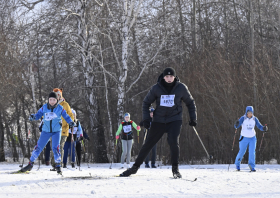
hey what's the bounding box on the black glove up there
[234,120,239,129]
[263,126,268,132]
[143,119,150,129]
[79,136,84,141]
[29,114,35,121]
[189,120,197,127]
[86,137,90,141]
[69,121,75,128]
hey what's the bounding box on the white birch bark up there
[117,0,143,122]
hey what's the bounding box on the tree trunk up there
[0,110,5,162]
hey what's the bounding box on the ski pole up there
[70,127,74,166]
[143,129,148,145]
[192,127,213,160]
[81,140,86,152]
[137,126,140,144]
[20,129,31,168]
[259,124,267,152]
[228,128,237,171]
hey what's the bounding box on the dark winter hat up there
[163,67,176,77]
[48,92,58,100]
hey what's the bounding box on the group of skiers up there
[20,67,268,178]
[20,88,89,174]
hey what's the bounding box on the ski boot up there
[55,164,62,175]
[71,162,75,168]
[145,163,150,168]
[236,166,240,171]
[50,165,56,171]
[251,168,256,172]
[21,161,34,172]
[63,163,67,168]
[172,165,182,179]
[151,164,157,168]
[119,165,139,177]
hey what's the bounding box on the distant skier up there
[116,113,141,169]
[120,67,197,178]
[63,109,83,168]
[20,92,75,174]
[140,107,157,168]
[234,106,268,172]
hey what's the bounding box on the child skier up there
[63,109,83,168]
[234,106,268,172]
[116,113,141,169]
[20,92,75,174]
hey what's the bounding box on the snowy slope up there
[0,163,280,198]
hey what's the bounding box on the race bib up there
[160,95,175,107]
[45,112,58,121]
[123,125,132,133]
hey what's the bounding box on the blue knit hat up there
[124,112,130,118]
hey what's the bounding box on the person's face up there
[150,112,153,118]
[247,112,253,118]
[49,98,57,106]
[164,75,175,83]
[125,116,130,122]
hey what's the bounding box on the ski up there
[9,170,30,174]
[170,177,197,182]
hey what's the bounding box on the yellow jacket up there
[58,99,74,137]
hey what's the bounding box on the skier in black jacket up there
[120,67,197,178]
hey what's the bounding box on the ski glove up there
[79,136,84,141]
[69,121,75,128]
[29,114,35,121]
[263,126,268,132]
[137,126,141,131]
[189,120,197,127]
[143,119,150,129]
[116,135,119,140]
[234,120,239,129]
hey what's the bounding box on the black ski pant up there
[76,141,82,166]
[134,120,182,167]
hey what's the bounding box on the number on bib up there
[123,125,132,133]
[45,112,58,121]
[160,95,175,107]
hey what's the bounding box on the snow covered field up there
[0,162,280,198]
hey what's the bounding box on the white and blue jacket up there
[234,106,265,138]
[68,120,83,137]
[34,103,73,133]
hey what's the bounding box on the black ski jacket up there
[142,73,197,123]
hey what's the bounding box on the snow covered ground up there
[0,162,280,198]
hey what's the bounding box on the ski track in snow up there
[0,163,280,198]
